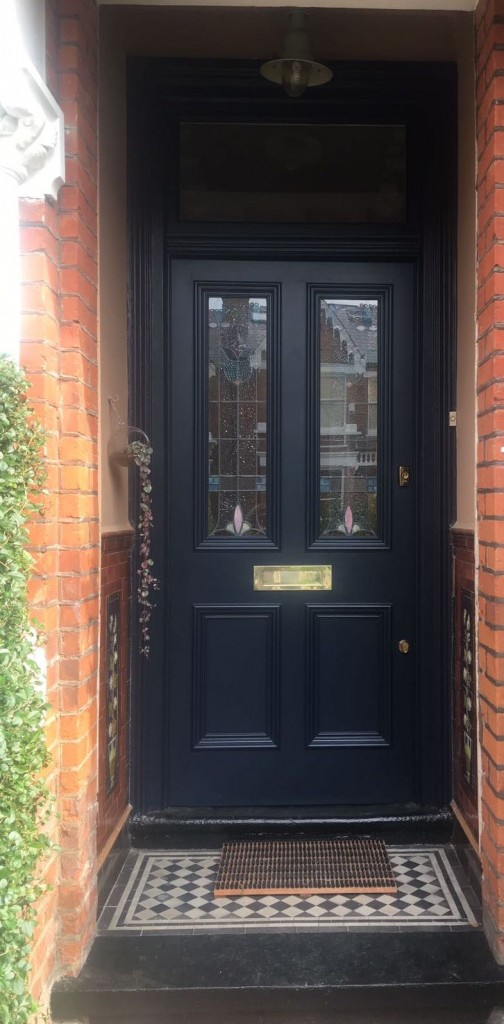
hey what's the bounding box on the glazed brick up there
[97,532,133,855]
[452,529,478,845]
[101,530,135,554]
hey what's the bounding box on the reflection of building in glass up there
[207,296,268,537]
[319,299,378,537]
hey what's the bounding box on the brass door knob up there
[398,639,410,654]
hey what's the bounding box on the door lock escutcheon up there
[398,465,410,488]
[398,639,411,654]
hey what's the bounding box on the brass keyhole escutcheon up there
[398,639,410,655]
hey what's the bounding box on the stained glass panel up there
[318,298,379,540]
[207,295,268,539]
[180,124,406,224]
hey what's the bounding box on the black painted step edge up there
[130,805,454,845]
[51,981,504,1020]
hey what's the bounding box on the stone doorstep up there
[51,929,504,1021]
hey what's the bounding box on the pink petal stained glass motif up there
[234,503,243,535]
[344,505,353,534]
[225,503,252,536]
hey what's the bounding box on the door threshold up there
[130,804,454,848]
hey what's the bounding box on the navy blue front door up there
[166,260,416,807]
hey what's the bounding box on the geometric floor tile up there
[99,846,480,934]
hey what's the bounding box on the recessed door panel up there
[192,605,280,750]
[306,605,391,748]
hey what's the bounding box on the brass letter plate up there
[254,565,332,591]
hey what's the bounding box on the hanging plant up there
[126,438,159,658]
[107,412,159,657]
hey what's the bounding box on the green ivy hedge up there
[0,355,51,1024]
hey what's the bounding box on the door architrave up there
[126,59,457,818]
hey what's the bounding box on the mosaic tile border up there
[99,846,479,935]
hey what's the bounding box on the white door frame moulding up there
[98,0,478,9]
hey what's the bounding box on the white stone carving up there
[0,2,65,363]
[0,57,64,199]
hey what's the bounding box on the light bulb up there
[281,60,310,98]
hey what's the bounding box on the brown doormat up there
[214,838,397,897]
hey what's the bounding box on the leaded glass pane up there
[319,298,379,539]
[180,124,406,224]
[207,295,268,539]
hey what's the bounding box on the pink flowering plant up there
[127,439,159,657]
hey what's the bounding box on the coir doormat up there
[214,838,397,897]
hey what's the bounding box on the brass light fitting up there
[260,10,333,98]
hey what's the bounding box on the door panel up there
[306,604,392,749]
[192,605,280,750]
[168,260,415,807]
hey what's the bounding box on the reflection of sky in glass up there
[322,298,365,307]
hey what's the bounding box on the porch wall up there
[20,0,100,1003]
[477,0,504,963]
[15,0,492,1005]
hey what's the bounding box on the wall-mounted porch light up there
[260,10,333,98]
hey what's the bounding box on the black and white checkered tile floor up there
[98,846,481,935]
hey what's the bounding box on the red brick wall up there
[20,0,100,1001]
[97,531,134,856]
[477,0,504,963]
[20,192,62,1009]
[452,529,478,846]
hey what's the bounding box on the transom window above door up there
[179,123,406,224]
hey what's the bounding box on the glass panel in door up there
[318,297,379,540]
[207,294,269,539]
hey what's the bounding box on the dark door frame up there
[127,58,457,820]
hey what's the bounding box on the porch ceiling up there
[98,1,478,9]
